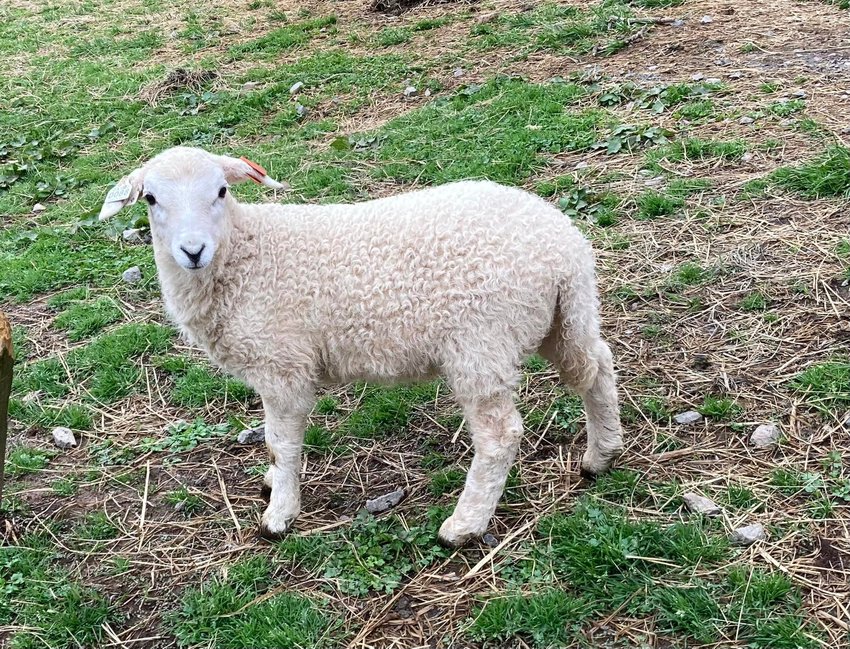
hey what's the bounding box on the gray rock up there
[742,151,754,162]
[403,86,418,98]
[424,88,432,97]
[241,81,259,91]
[575,161,589,170]
[295,103,308,118]
[700,15,713,24]
[644,176,665,188]
[122,266,142,284]
[672,19,685,27]
[705,77,721,84]
[174,501,186,512]
[453,67,465,78]
[482,533,499,548]
[729,522,767,545]
[52,426,77,449]
[729,71,744,80]
[237,426,265,444]
[32,203,46,214]
[739,116,754,125]
[289,81,304,94]
[683,492,721,516]
[122,228,147,244]
[674,410,703,425]
[750,424,780,448]
[365,488,406,514]
[791,89,807,99]
[691,73,705,81]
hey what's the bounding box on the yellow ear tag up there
[240,156,268,185]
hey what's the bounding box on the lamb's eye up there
[144,194,156,206]
[218,186,227,199]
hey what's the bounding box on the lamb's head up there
[99,146,284,271]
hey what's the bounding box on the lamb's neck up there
[156,211,241,351]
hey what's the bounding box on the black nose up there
[180,244,205,267]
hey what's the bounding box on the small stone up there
[453,67,465,78]
[644,176,665,188]
[122,266,142,284]
[174,501,186,512]
[691,73,705,81]
[237,426,265,444]
[482,533,499,548]
[289,81,304,94]
[295,103,308,118]
[672,19,685,27]
[241,81,259,91]
[52,426,77,449]
[575,161,589,170]
[742,151,754,162]
[729,523,767,545]
[365,488,406,514]
[674,410,703,425]
[791,89,807,99]
[424,88,432,97]
[403,86,418,98]
[750,423,780,448]
[739,116,754,125]
[700,15,713,24]
[122,228,145,243]
[683,492,721,516]
[729,71,743,80]
[32,203,46,214]
[705,77,721,84]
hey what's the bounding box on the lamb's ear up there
[99,169,144,220]
[214,154,289,190]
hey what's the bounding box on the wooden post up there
[0,312,13,508]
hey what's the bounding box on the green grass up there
[470,1,641,57]
[230,15,338,57]
[169,556,338,648]
[277,510,450,596]
[53,296,123,341]
[772,146,850,198]
[429,467,466,496]
[471,498,815,648]
[165,486,206,516]
[793,360,850,411]
[740,291,769,311]
[11,324,173,425]
[0,534,116,649]
[5,446,55,477]
[340,383,440,439]
[699,394,743,420]
[646,138,747,171]
[154,356,253,407]
[355,77,600,185]
[636,191,684,219]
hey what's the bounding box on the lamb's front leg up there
[259,391,313,539]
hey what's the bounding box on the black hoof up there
[260,484,272,503]
[579,467,598,482]
[258,523,288,542]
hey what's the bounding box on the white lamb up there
[99,146,624,546]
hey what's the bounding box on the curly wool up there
[105,146,623,545]
[160,181,598,399]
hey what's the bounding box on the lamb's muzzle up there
[99,145,625,547]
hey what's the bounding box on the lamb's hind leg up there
[438,390,523,547]
[541,316,623,477]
